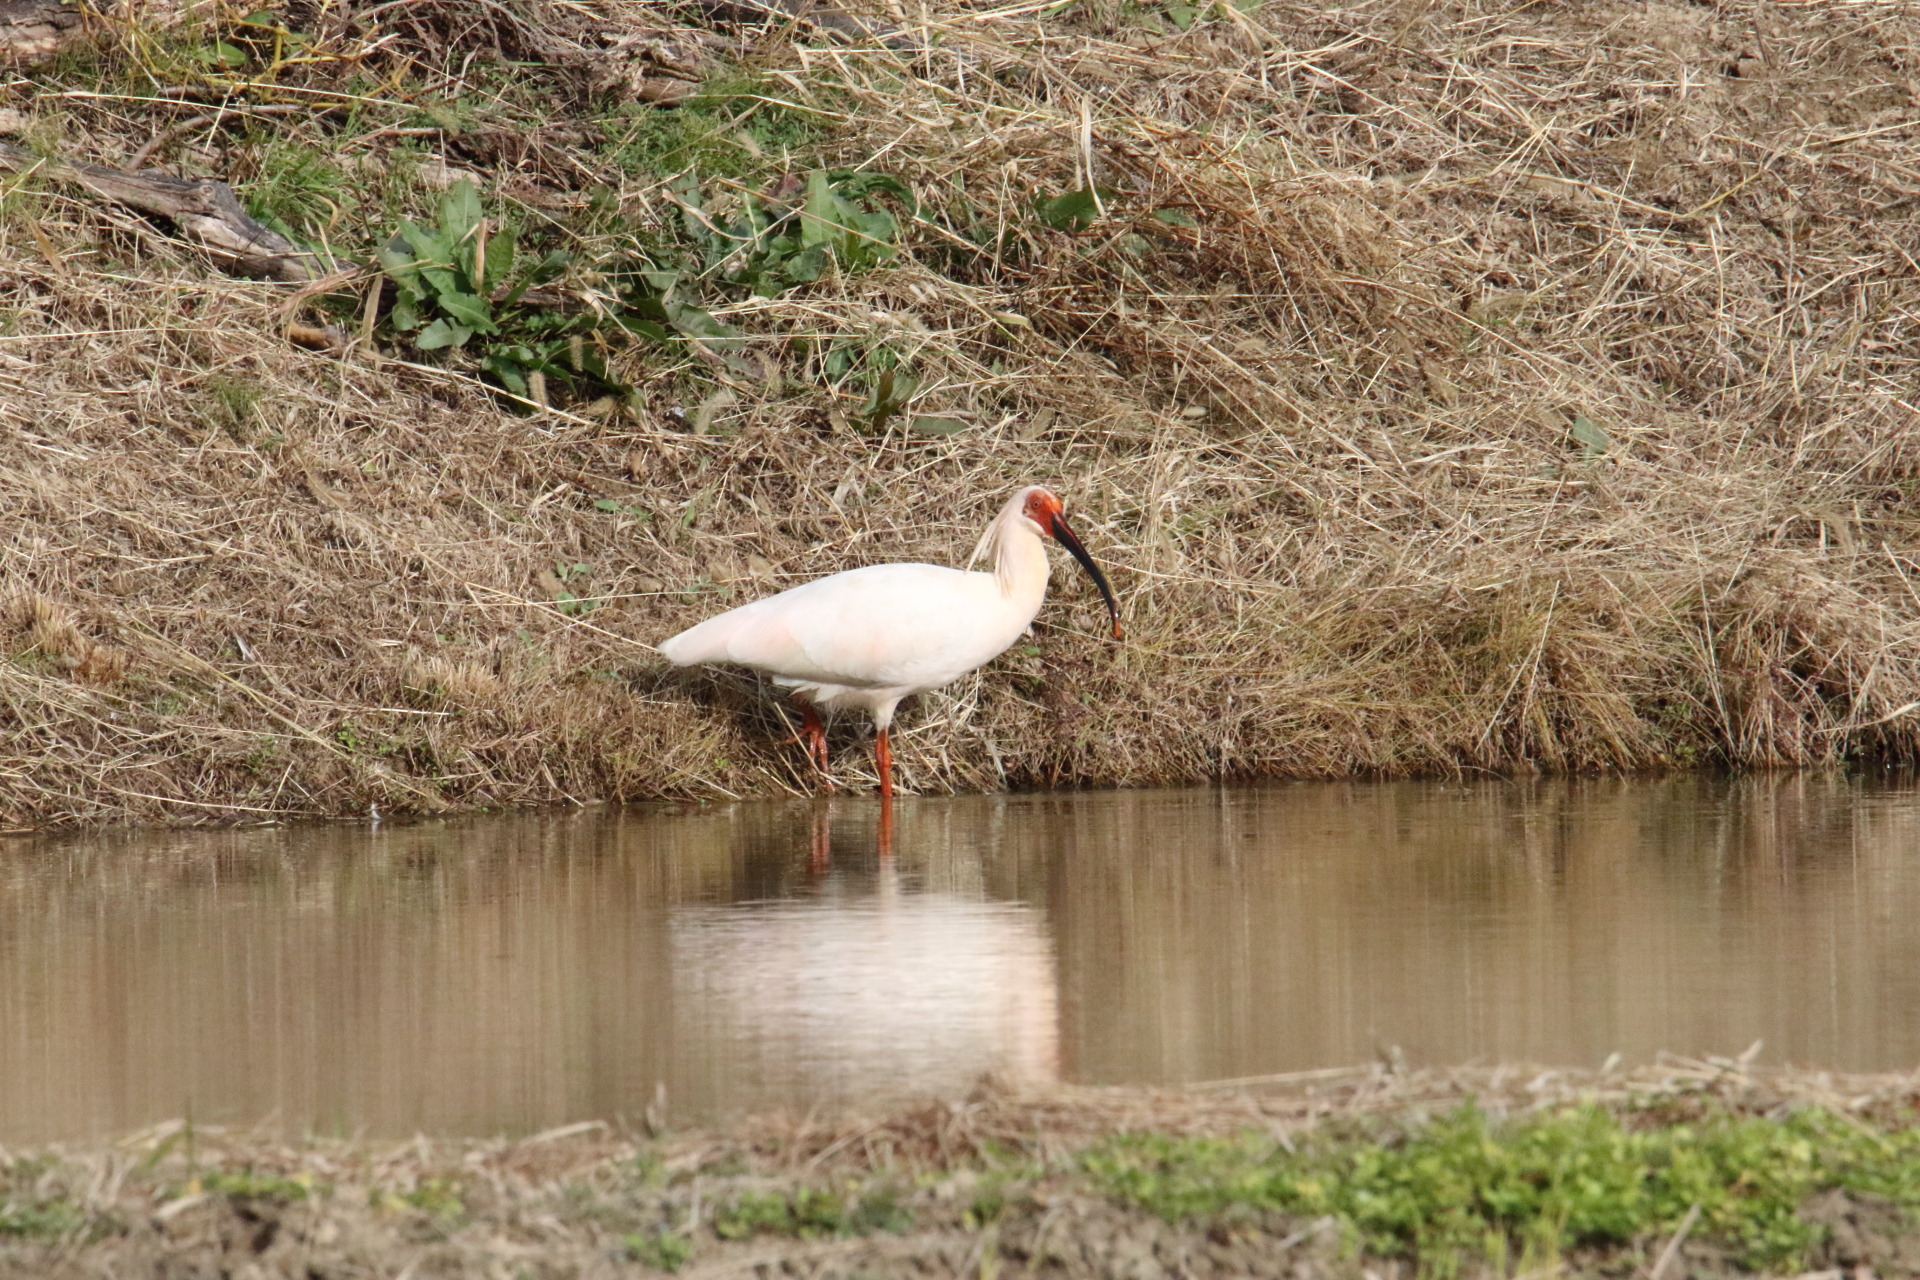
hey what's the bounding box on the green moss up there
[1083,1103,1920,1276]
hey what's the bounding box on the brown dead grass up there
[5,0,1920,824]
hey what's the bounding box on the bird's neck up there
[993,521,1051,610]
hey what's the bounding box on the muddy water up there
[2,774,1918,1141]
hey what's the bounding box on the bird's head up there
[1017,487,1122,640]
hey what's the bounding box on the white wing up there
[660,563,1031,690]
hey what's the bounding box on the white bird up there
[659,485,1121,799]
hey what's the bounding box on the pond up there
[2,773,1917,1142]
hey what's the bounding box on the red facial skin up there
[1022,489,1123,641]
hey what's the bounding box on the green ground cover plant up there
[1088,1102,1920,1275]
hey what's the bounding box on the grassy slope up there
[6,0,1920,823]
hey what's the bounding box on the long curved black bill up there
[1049,513,1123,640]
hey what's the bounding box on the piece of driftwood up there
[0,0,81,64]
[0,142,337,282]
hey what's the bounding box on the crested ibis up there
[658,485,1121,798]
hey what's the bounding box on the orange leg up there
[874,725,893,800]
[789,696,831,783]
[809,803,831,873]
[872,728,895,857]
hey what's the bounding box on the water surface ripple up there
[2,774,1917,1141]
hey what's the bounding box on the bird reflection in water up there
[805,798,892,871]
[670,799,1061,1109]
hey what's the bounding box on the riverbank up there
[6,1061,1920,1278]
[6,0,1920,825]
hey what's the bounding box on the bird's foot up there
[785,700,833,785]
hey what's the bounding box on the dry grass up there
[5,0,1920,824]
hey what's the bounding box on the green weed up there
[553,562,597,617]
[241,138,348,239]
[0,1195,84,1239]
[377,180,622,404]
[203,1169,312,1204]
[845,1183,913,1234]
[673,169,912,299]
[599,79,824,183]
[371,1176,463,1217]
[203,373,263,440]
[710,1184,908,1241]
[625,1227,693,1270]
[712,1189,794,1239]
[405,1176,464,1217]
[1084,1103,1920,1276]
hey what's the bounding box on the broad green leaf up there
[483,229,517,291]
[1038,188,1105,231]
[1151,207,1197,227]
[830,171,919,213]
[529,249,571,285]
[783,245,829,283]
[376,238,418,274]
[440,181,483,239]
[850,210,899,261]
[801,170,842,249]
[665,300,736,342]
[435,291,496,331]
[677,178,712,243]
[398,220,452,264]
[498,250,570,309]
[1570,415,1613,457]
[420,266,461,296]
[391,297,420,331]
[415,317,473,350]
[861,372,917,423]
